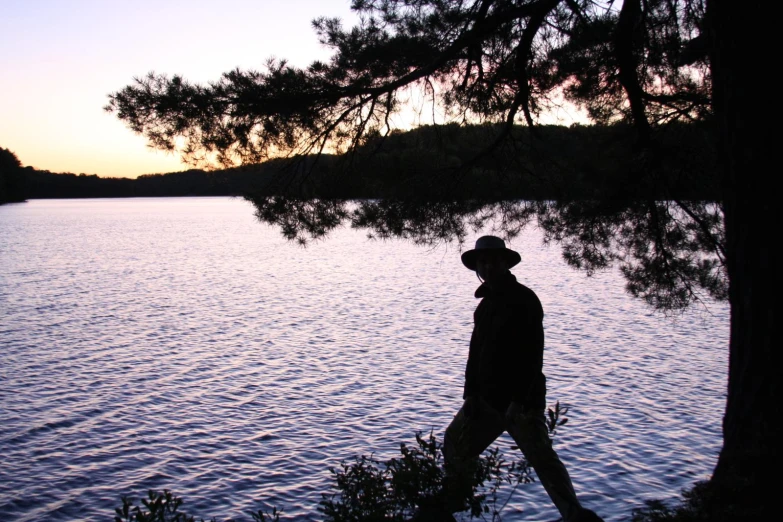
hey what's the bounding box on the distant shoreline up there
[3,122,720,204]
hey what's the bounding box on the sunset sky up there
[1,0,360,178]
[1,0,584,179]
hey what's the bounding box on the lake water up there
[0,198,728,522]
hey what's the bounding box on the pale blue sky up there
[1,0,358,177]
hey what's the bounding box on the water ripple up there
[0,198,728,521]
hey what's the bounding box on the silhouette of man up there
[438,235,603,522]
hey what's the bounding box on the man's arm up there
[463,327,480,400]
[508,291,545,408]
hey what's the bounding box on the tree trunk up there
[708,0,778,515]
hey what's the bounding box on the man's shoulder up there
[511,279,540,300]
[510,280,544,314]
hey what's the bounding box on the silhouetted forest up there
[0,147,27,204]
[1,122,719,204]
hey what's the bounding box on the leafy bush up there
[318,430,533,522]
[319,402,568,521]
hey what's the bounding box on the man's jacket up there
[463,272,547,412]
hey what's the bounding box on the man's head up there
[461,236,521,283]
[475,249,510,283]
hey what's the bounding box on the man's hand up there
[505,401,526,424]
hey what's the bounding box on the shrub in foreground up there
[631,479,769,522]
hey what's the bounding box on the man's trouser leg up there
[507,409,582,521]
[442,398,505,513]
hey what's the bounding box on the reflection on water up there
[0,198,728,521]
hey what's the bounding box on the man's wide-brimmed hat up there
[461,235,521,271]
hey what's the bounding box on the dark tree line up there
[23,168,238,199]
[4,121,718,202]
[0,148,27,204]
[107,0,773,518]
